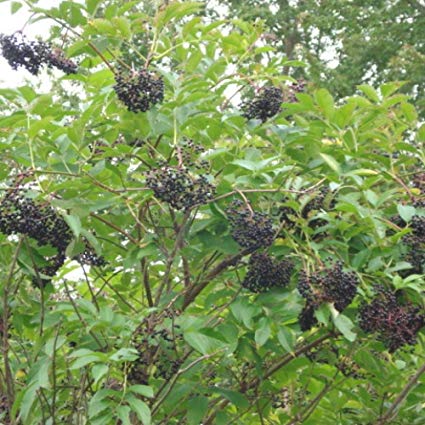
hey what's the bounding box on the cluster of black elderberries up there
[411,172,425,208]
[242,252,294,293]
[285,79,306,103]
[393,214,425,277]
[0,33,77,75]
[359,285,424,352]
[0,185,105,287]
[146,166,214,210]
[128,317,183,384]
[226,200,275,249]
[146,141,215,211]
[114,68,164,113]
[241,86,284,122]
[297,262,359,331]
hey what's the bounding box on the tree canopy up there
[0,1,424,424]
[221,0,425,118]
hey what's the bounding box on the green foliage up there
[0,1,424,424]
[222,0,425,118]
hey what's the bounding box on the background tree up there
[220,0,425,118]
[0,1,424,424]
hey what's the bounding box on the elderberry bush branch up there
[182,247,253,310]
[33,11,117,73]
[203,331,335,425]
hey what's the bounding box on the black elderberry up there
[226,200,275,249]
[0,186,105,284]
[411,172,425,194]
[359,285,425,352]
[75,245,107,267]
[301,187,335,220]
[321,262,358,312]
[32,253,66,289]
[241,86,284,122]
[398,214,425,277]
[297,262,359,331]
[298,302,318,332]
[146,165,215,210]
[128,318,184,384]
[286,79,306,103]
[114,68,164,113]
[0,33,77,76]
[0,189,73,251]
[45,48,78,75]
[0,33,49,75]
[242,252,293,293]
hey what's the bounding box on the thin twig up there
[377,362,425,424]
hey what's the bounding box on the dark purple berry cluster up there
[0,186,105,286]
[0,33,77,75]
[359,286,424,352]
[297,262,359,331]
[301,187,335,220]
[241,86,283,122]
[226,200,275,249]
[114,68,164,113]
[0,188,72,251]
[146,165,215,211]
[400,215,425,276]
[75,245,107,267]
[411,172,425,194]
[242,252,293,293]
[180,139,209,170]
[285,79,306,103]
[411,173,425,208]
[46,48,78,74]
[129,319,183,384]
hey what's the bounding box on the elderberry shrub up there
[297,262,359,331]
[114,68,164,113]
[146,165,215,211]
[359,285,425,352]
[242,252,294,293]
[226,200,275,249]
[0,33,77,75]
[241,86,284,122]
